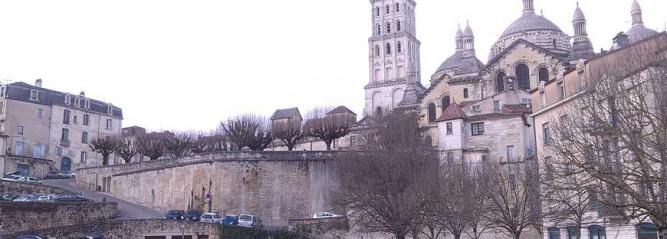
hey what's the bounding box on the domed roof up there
[501,13,564,37]
[573,5,585,21]
[435,51,484,77]
[627,24,658,43]
[463,24,474,37]
[632,0,641,12]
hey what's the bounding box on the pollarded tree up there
[222,114,260,151]
[331,110,439,239]
[136,133,167,161]
[304,106,356,151]
[164,132,194,158]
[117,138,138,164]
[89,137,119,166]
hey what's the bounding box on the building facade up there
[0,80,123,174]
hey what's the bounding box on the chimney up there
[35,79,43,88]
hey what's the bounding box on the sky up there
[0,0,665,132]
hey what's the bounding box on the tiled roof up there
[271,107,301,120]
[436,102,467,122]
[327,106,356,115]
[502,104,533,114]
[5,82,123,118]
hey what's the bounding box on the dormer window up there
[64,94,71,105]
[84,99,90,109]
[74,97,80,107]
[107,105,113,115]
[29,90,39,101]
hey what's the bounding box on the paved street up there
[43,179,163,219]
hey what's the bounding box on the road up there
[43,179,163,219]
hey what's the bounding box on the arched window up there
[385,43,391,54]
[374,45,380,57]
[539,67,549,83]
[496,72,506,92]
[427,103,436,123]
[397,42,402,53]
[463,88,469,99]
[386,22,391,33]
[636,223,657,239]
[587,225,606,239]
[395,3,400,12]
[397,20,401,31]
[375,107,383,117]
[516,63,530,90]
[441,95,451,111]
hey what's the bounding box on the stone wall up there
[2,155,53,178]
[0,201,117,234]
[3,219,221,238]
[288,217,349,239]
[0,180,70,195]
[76,151,338,226]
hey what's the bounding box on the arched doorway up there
[61,157,72,173]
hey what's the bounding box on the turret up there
[461,22,476,58]
[455,24,463,52]
[570,2,594,60]
[631,0,643,26]
[523,0,534,14]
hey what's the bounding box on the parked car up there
[200,212,223,223]
[0,193,18,201]
[61,172,76,178]
[313,212,342,219]
[165,210,184,220]
[183,210,201,221]
[221,215,239,225]
[52,195,91,202]
[16,176,41,184]
[44,173,66,179]
[238,214,263,228]
[36,195,55,202]
[1,174,21,182]
[14,195,39,202]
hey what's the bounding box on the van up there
[238,214,263,228]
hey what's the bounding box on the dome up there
[501,12,564,37]
[434,52,484,77]
[463,24,474,37]
[573,5,585,21]
[627,24,658,43]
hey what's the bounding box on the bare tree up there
[222,114,260,151]
[117,138,138,164]
[272,118,303,151]
[192,130,229,153]
[246,116,274,151]
[136,133,167,161]
[483,161,539,239]
[304,106,356,151]
[89,137,118,166]
[331,110,439,239]
[546,50,667,237]
[164,132,194,158]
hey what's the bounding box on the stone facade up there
[76,152,338,226]
[1,155,53,178]
[0,201,117,234]
[0,180,70,195]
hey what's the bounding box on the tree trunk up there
[324,139,333,151]
[395,232,406,239]
[453,233,461,239]
[512,231,521,239]
[102,154,110,166]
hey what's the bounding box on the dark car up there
[165,210,184,220]
[44,173,67,179]
[221,215,239,225]
[52,195,91,202]
[183,210,201,221]
[0,193,18,201]
[16,236,43,239]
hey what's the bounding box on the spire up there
[631,0,643,25]
[523,0,535,14]
[455,24,463,51]
[461,21,475,58]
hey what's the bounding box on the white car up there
[1,175,21,182]
[313,212,342,219]
[200,212,223,223]
[238,214,263,228]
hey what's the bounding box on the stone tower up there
[570,2,595,60]
[365,0,422,117]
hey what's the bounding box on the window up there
[15,141,25,155]
[36,108,43,119]
[81,132,89,144]
[17,125,24,135]
[540,91,546,108]
[539,67,549,82]
[61,128,70,142]
[542,122,551,145]
[386,22,391,33]
[385,5,389,14]
[397,20,401,31]
[463,88,469,98]
[471,122,484,136]
[427,103,436,123]
[496,72,506,92]
[516,63,530,90]
[74,97,80,107]
[557,81,565,100]
[64,94,71,105]
[55,146,62,156]
[493,100,501,112]
[106,119,113,130]
[395,3,400,12]
[107,105,113,115]
[567,226,579,239]
[397,41,402,53]
[374,45,380,57]
[636,223,657,239]
[73,115,78,124]
[33,144,44,158]
[506,145,516,162]
[472,105,480,112]
[446,122,453,135]
[29,90,39,101]
[548,227,560,239]
[63,109,71,124]
[80,151,87,164]
[385,43,391,54]
[375,7,380,16]
[83,114,90,126]
[587,225,606,239]
[441,95,451,111]
[446,152,454,166]
[376,25,381,35]
[553,39,557,48]
[0,86,6,97]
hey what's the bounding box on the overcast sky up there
[0,0,664,132]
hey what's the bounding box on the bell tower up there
[365,0,422,117]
